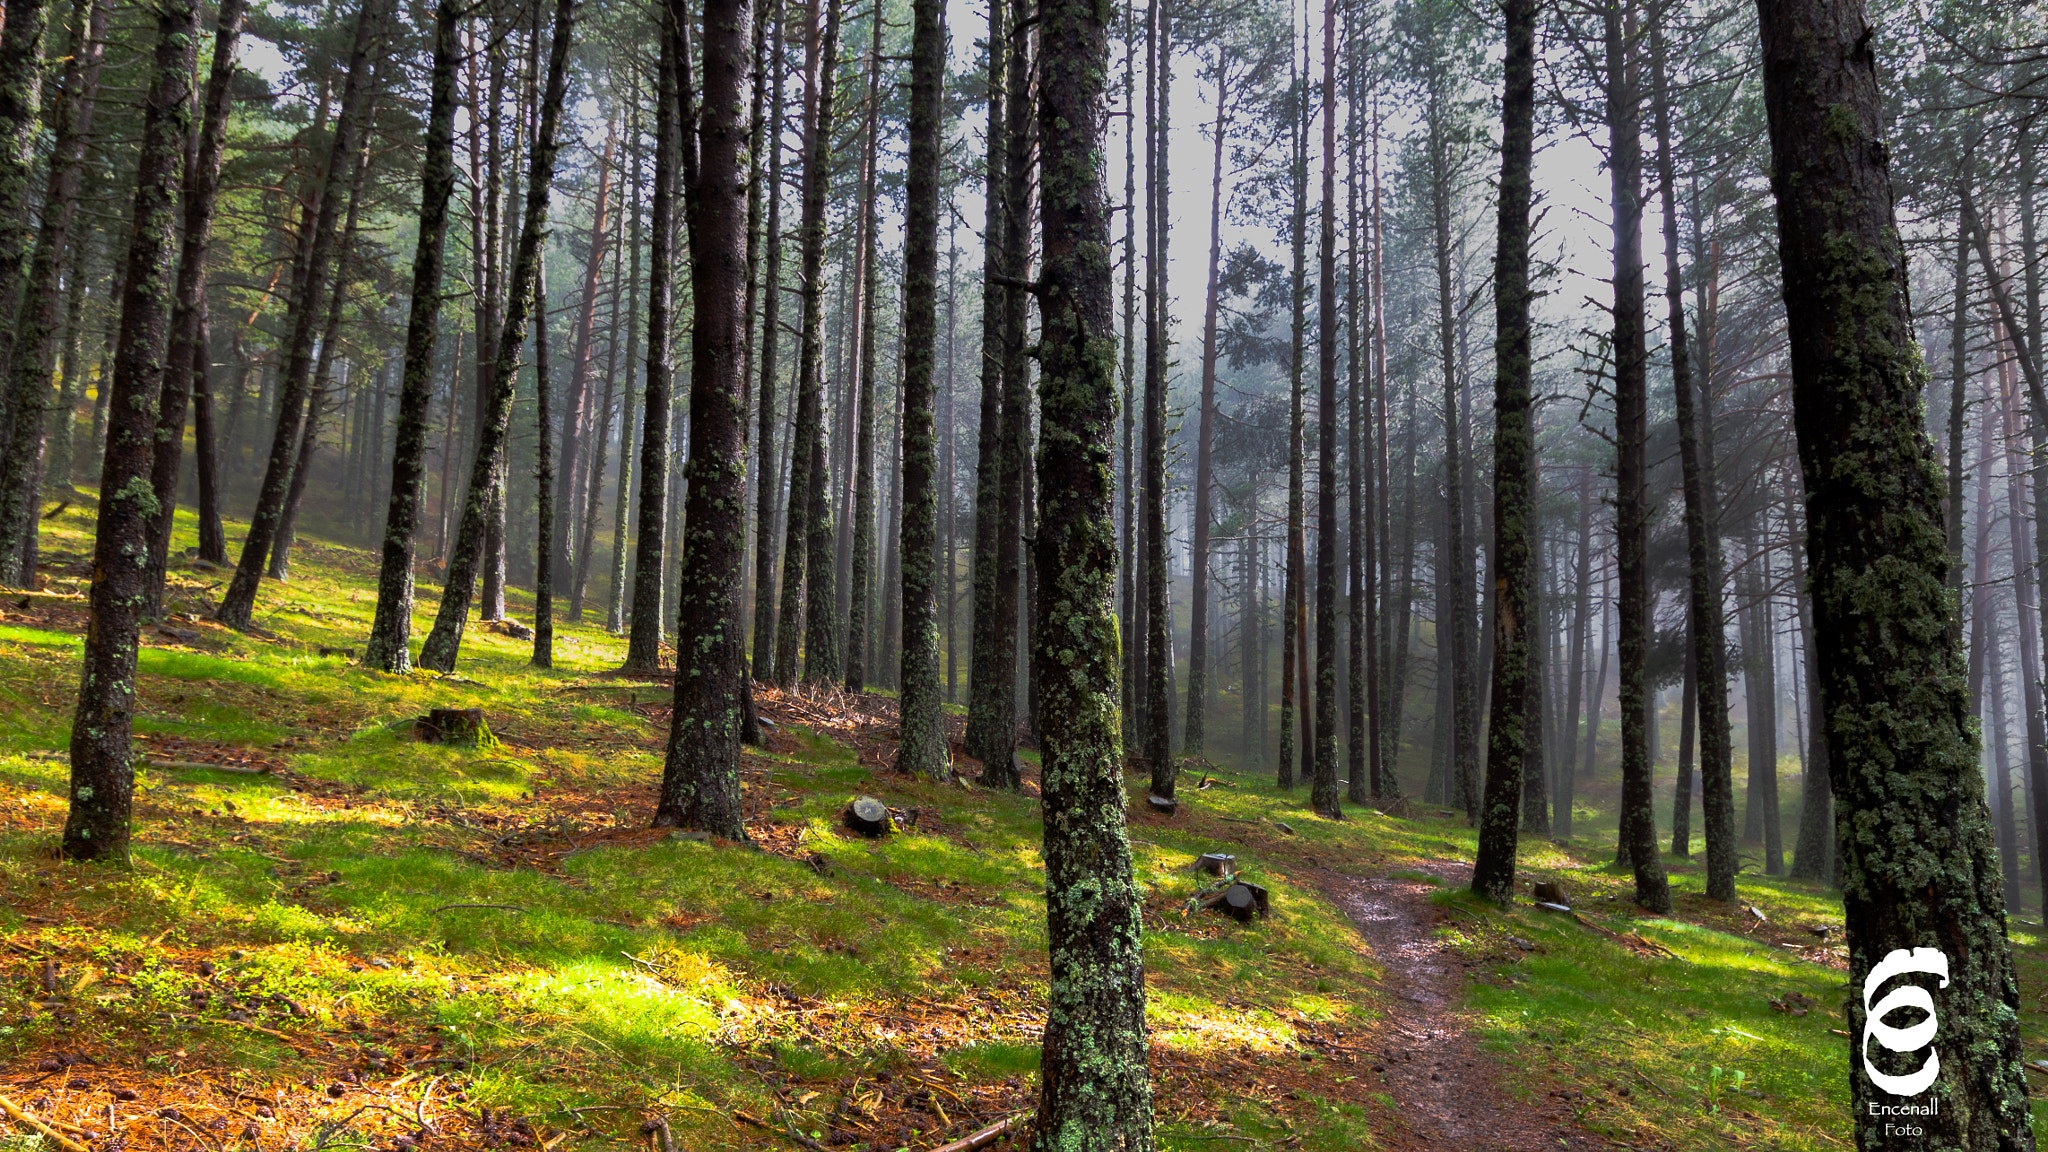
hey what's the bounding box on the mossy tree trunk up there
[893,0,947,780]
[1471,0,1538,903]
[1029,0,1154,1131]
[0,0,114,588]
[363,0,464,675]
[1756,0,2032,1138]
[64,0,196,862]
[0,0,49,476]
[658,0,752,839]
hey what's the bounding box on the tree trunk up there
[1756,0,2030,1133]
[749,0,788,674]
[63,0,196,862]
[609,106,643,636]
[416,0,576,672]
[1471,0,1538,901]
[775,0,845,688]
[658,0,753,838]
[1788,494,1834,882]
[215,0,387,629]
[553,129,616,598]
[844,11,883,694]
[0,0,50,457]
[1142,5,1173,794]
[0,0,111,585]
[1557,466,1592,838]
[1029,0,1153,1130]
[1349,52,1375,804]
[1279,23,1306,793]
[1738,521,1783,874]
[532,250,555,668]
[1653,16,1735,902]
[625,17,680,674]
[273,106,378,582]
[362,0,464,674]
[968,0,1009,759]
[1605,0,1669,911]
[1309,1,1342,822]
[571,273,621,619]
[894,0,946,778]
[1187,47,1228,762]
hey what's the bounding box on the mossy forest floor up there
[2,497,2046,1152]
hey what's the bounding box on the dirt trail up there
[1327,860,1601,1151]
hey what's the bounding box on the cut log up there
[1193,853,1236,877]
[1531,881,1568,906]
[417,709,496,748]
[1145,793,1178,815]
[843,795,895,837]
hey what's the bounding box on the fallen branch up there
[0,1095,90,1152]
[732,1110,825,1152]
[431,903,527,914]
[928,1112,1033,1152]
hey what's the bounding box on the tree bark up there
[1756,0,2030,1135]
[532,250,556,668]
[1471,0,1538,901]
[0,0,50,458]
[0,0,111,585]
[1187,47,1228,762]
[1309,1,1342,822]
[893,0,946,778]
[968,0,1009,760]
[63,0,196,862]
[1142,6,1172,793]
[362,0,464,674]
[658,0,753,838]
[1029,0,1154,1129]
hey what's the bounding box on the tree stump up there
[843,795,895,837]
[1145,793,1178,815]
[1193,853,1236,877]
[418,709,496,748]
[1200,881,1270,923]
[1531,881,1568,907]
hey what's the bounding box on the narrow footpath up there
[1328,862,1603,1151]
